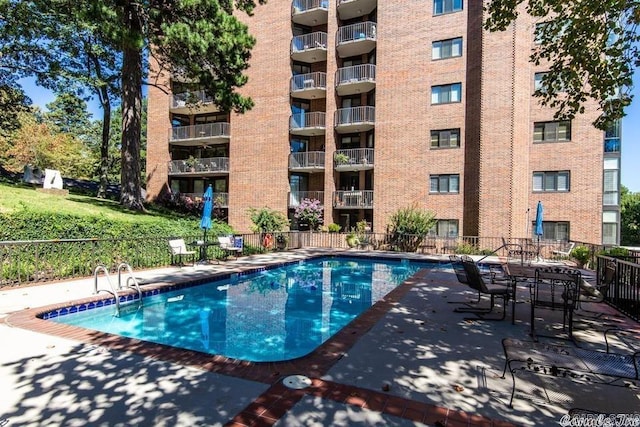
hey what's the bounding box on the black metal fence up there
[596,255,640,322]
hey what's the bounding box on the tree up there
[485,0,639,129]
[1,0,264,209]
[0,83,31,137]
[386,204,437,252]
[294,198,324,230]
[621,185,640,245]
[44,93,92,139]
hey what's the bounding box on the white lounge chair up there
[552,241,575,258]
[217,235,242,259]
[168,238,196,266]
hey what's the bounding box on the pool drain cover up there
[283,375,312,389]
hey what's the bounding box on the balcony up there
[333,190,373,209]
[334,106,375,133]
[291,72,327,99]
[335,64,376,96]
[605,138,621,153]
[169,123,230,146]
[336,22,376,58]
[291,32,328,63]
[177,192,229,207]
[168,157,230,176]
[289,151,325,172]
[337,0,377,20]
[288,191,325,207]
[334,148,374,171]
[169,90,220,114]
[291,0,328,26]
[290,111,326,136]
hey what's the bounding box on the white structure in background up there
[43,169,63,190]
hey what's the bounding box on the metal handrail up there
[94,264,121,316]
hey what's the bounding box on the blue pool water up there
[50,256,438,362]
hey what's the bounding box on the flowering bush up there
[294,198,323,230]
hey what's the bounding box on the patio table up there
[502,263,538,325]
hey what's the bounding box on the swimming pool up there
[47,256,438,362]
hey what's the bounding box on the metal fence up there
[596,255,640,322]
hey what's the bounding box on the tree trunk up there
[119,3,144,211]
[97,87,111,199]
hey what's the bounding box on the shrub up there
[293,198,323,230]
[247,207,289,233]
[598,247,630,257]
[571,245,591,268]
[327,223,341,233]
[386,204,437,252]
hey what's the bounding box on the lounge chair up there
[452,255,513,321]
[168,238,196,266]
[502,330,640,407]
[217,235,242,259]
[552,241,576,258]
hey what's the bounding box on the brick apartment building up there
[145,0,621,245]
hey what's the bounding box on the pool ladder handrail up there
[93,263,142,316]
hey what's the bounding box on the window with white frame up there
[534,71,565,93]
[533,121,571,142]
[533,221,569,241]
[534,72,548,92]
[602,211,618,245]
[433,0,463,15]
[430,128,460,148]
[430,174,459,193]
[533,171,570,192]
[431,219,459,237]
[431,83,461,104]
[603,157,620,205]
[432,37,463,60]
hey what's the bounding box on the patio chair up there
[168,238,196,266]
[552,241,575,258]
[575,259,616,320]
[217,235,242,259]
[453,255,513,321]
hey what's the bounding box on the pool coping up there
[4,251,516,426]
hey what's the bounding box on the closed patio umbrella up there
[200,185,213,242]
[534,201,543,257]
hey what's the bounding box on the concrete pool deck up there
[1,249,639,426]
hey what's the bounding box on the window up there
[533,171,570,192]
[431,83,461,104]
[603,158,620,206]
[533,121,571,142]
[430,174,459,193]
[604,119,621,152]
[533,221,569,241]
[534,72,547,92]
[434,0,463,15]
[432,37,462,60]
[430,129,460,148]
[431,219,459,238]
[602,211,618,245]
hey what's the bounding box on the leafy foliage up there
[386,204,437,252]
[0,84,31,137]
[485,0,638,129]
[247,207,289,233]
[621,185,640,245]
[293,198,323,230]
[571,245,591,268]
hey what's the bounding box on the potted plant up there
[185,155,197,172]
[275,234,288,250]
[346,231,360,248]
[571,245,591,269]
[334,152,350,165]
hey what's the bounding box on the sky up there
[18,75,640,192]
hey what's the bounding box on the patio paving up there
[1,249,638,426]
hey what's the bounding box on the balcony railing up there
[336,22,376,58]
[288,191,325,207]
[289,111,326,136]
[291,0,328,26]
[168,157,230,175]
[290,72,327,99]
[291,32,328,63]
[334,106,375,133]
[289,151,325,171]
[604,138,621,153]
[335,64,376,96]
[333,190,374,209]
[170,90,216,110]
[334,148,374,170]
[169,123,230,145]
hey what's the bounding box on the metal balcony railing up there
[290,111,326,130]
[291,32,328,53]
[336,21,377,45]
[291,0,329,14]
[334,106,375,127]
[288,191,325,207]
[168,157,229,174]
[170,90,214,109]
[169,123,230,143]
[336,64,376,86]
[333,190,374,208]
[289,151,325,170]
[334,148,374,168]
[291,72,327,92]
[180,192,229,207]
